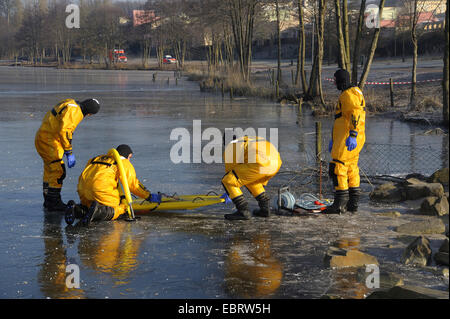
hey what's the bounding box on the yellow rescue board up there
[132,195,225,214]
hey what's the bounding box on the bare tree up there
[306,0,326,105]
[358,0,386,90]
[444,0,449,125]
[15,1,46,64]
[334,0,350,71]
[0,0,23,58]
[226,0,259,82]
[351,0,366,85]
[401,0,443,109]
[275,0,282,83]
[85,3,125,67]
[295,0,308,94]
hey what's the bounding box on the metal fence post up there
[390,78,394,108]
[316,121,322,198]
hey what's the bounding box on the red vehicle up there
[163,55,177,64]
[109,49,128,63]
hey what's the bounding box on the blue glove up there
[147,193,162,204]
[64,151,76,168]
[328,140,333,153]
[220,193,232,204]
[345,131,358,151]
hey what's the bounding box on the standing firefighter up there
[324,69,366,214]
[35,98,100,211]
[221,135,282,220]
[66,144,161,226]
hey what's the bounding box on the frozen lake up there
[0,66,447,299]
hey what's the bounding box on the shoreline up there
[1,61,447,128]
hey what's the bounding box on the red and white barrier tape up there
[324,78,442,85]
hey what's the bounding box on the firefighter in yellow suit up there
[324,69,366,214]
[35,98,100,211]
[66,144,161,226]
[221,135,282,220]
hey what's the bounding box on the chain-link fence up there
[277,139,447,195]
[359,143,447,178]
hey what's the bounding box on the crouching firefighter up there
[221,135,282,220]
[35,98,100,211]
[65,144,161,226]
[324,69,366,214]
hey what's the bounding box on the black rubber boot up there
[323,190,349,215]
[225,195,250,220]
[82,201,115,226]
[65,201,88,225]
[347,187,361,213]
[45,187,67,212]
[253,192,271,217]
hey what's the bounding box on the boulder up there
[404,179,444,200]
[427,167,449,186]
[356,269,404,289]
[369,182,405,203]
[401,236,432,266]
[395,219,446,235]
[420,196,449,216]
[434,252,449,266]
[324,247,379,269]
[366,285,449,299]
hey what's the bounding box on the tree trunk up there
[275,0,282,84]
[352,0,366,85]
[358,0,386,90]
[443,0,449,125]
[334,0,348,71]
[316,0,326,106]
[409,0,419,110]
[228,0,257,83]
[410,33,418,109]
[342,0,350,70]
[296,0,308,94]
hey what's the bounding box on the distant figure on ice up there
[324,69,366,214]
[35,98,100,211]
[221,135,282,220]
[65,144,161,226]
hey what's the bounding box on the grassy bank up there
[182,63,446,126]
[0,60,179,71]
[2,59,446,126]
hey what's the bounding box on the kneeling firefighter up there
[35,98,100,211]
[324,69,366,214]
[221,135,282,220]
[66,144,161,225]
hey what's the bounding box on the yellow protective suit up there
[77,154,151,220]
[222,136,282,199]
[224,234,282,298]
[79,222,145,285]
[330,86,366,191]
[35,99,84,188]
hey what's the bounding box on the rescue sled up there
[132,193,225,214]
